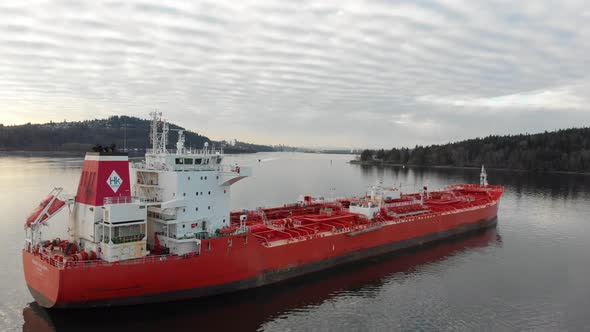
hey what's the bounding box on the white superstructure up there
[131,112,251,255]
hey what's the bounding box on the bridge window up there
[184,158,193,165]
[175,158,183,165]
[195,158,202,165]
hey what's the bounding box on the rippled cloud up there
[1,0,589,148]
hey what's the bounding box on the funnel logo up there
[107,170,123,193]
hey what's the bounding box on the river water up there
[2,152,590,331]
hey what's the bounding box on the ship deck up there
[230,184,504,247]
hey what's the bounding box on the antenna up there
[149,111,161,152]
[123,118,127,152]
[148,111,169,154]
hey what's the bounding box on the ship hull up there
[24,201,499,308]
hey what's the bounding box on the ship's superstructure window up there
[195,158,202,165]
[184,158,193,165]
[175,158,183,165]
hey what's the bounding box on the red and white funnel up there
[75,152,131,206]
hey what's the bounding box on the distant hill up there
[357,128,590,173]
[0,116,274,153]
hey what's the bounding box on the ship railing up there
[34,250,200,270]
[383,200,419,208]
[132,162,170,171]
[103,196,140,205]
[104,196,158,205]
[146,148,224,156]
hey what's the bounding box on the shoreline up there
[348,160,590,176]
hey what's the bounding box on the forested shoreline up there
[0,116,274,153]
[357,128,590,173]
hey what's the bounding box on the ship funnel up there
[75,152,131,206]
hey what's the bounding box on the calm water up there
[2,152,590,331]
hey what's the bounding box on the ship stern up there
[23,251,61,308]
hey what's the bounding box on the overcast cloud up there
[1,0,589,148]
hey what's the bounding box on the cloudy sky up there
[1,0,589,148]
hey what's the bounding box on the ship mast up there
[149,111,169,154]
[480,165,488,186]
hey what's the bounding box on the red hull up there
[24,199,500,308]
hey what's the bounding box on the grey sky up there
[1,0,589,148]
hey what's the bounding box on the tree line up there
[359,128,590,173]
[0,116,273,153]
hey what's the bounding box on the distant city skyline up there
[1,1,590,148]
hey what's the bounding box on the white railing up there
[145,148,224,155]
[103,196,150,205]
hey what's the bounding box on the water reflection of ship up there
[23,227,501,332]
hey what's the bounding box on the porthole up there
[200,176,203,180]
[224,190,226,194]
[223,219,226,223]
[196,192,199,196]
[188,176,191,180]
[205,176,208,180]
[183,193,186,196]
[208,206,211,210]
[182,224,185,228]
[208,191,211,195]
[216,176,219,179]
[196,207,199,211]
[183,208,185,212]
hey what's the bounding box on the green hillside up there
[0,116,273,153]
[358,128,590,173]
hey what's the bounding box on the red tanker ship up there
[23,113,504,308]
